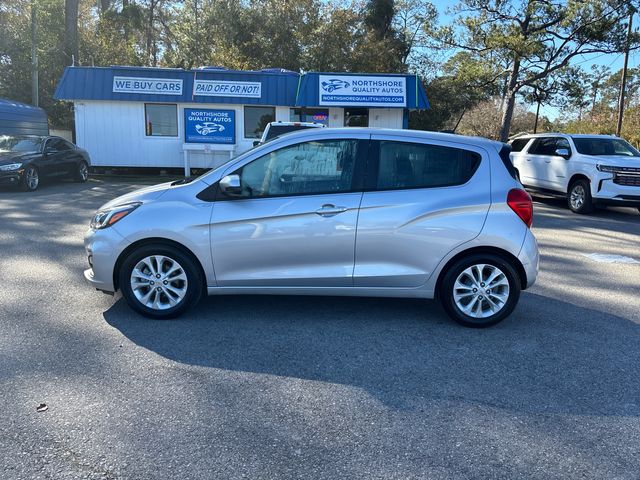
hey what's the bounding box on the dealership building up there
[55,66,429,172]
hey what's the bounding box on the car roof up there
[273,127,505,152]
[267,121,324,127]
[511,133,619,140]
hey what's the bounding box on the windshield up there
[572,137,640,157]
[264,125,319,142]
[0,135,44,153]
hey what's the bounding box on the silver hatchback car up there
[85,128,538,327]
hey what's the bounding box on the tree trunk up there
[534,97,541,133]
[100,0,112,13]
[499,57,521,142]
[64,0,79,66]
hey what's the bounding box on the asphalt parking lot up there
[1,178,640,479]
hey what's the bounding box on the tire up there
[74,160,89,182]
[567,179,593,214]
[439,254,521,328]
[119,244,204,319]
[21,165,39,191]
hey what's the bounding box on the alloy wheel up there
[25,167,39,190]
[570,185,585,211]
[453,264,510,318]
[79,162,89,181]
[130,255,188,310]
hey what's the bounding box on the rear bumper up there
[518,229,539,289]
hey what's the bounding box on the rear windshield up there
[572,137,640,157]
[264,125,319,141]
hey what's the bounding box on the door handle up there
[315,204,348,217]
[545,159,551,163]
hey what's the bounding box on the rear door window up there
[510,138,530,152]
[528,137,568,156]
[374,141,481,190]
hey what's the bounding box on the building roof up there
[0,98,48,136]
[55,66,300,106]
[55,66,430,110]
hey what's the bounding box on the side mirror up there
[555,148,570,159]
[252,140,260,147]
[219,174,242,196]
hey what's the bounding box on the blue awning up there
[55,66,299,106]
[0,98,48,136]
[295,72,429,109]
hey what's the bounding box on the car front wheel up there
[119,244,203,319]
[568,179,593,214]
[439,254,521,328]
[74,160,89,182]
[21,165,39,191]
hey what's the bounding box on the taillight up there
[507,189,533,227]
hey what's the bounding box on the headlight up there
[0,163,22,171]
[596,164,616,172]
[90,202,141,229]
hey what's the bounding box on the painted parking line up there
[581,253,640,264]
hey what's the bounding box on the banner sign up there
[184,108,235,144]
[318,75,406,107]
[112,76,183,95]
[193,80,262,98]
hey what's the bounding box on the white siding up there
[369,108,403,128]
[73,101,405,168]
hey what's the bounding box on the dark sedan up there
[0,135,91,191]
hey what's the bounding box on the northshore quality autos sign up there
[184,109,235,144]
[318,75,406,107]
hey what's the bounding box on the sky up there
[427,0,638,120]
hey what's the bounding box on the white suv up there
[510,133,640,214]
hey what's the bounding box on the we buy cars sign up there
[184,109,235,144]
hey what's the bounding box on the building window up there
[145,104,177,136]
[344,108,369,127]
[244,106,275,139]
[289,108,329,125]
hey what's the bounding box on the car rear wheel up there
[567,179,593,214]
[74,161,89,182]
[21,166,39,191]
[119,244,203,319]
[439,254,521,328]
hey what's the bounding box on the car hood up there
[586,155,640,168]
[0,151,39,165]
[98,181,176,211]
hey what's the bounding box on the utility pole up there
[616,8,634,137]
[31,0,39,107]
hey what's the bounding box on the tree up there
[64,0,79,65]
[436,0,640,141]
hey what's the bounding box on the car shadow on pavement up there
[104,291,640,416]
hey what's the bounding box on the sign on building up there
[318,75,406,107]
[184,108,235,144]
[112,76,183,95]
[193,80,262,98]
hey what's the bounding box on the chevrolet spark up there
[85,128,538,327]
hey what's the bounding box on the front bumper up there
[84,226,130,293]
[0,170,22,186]
[593,174,640,207]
